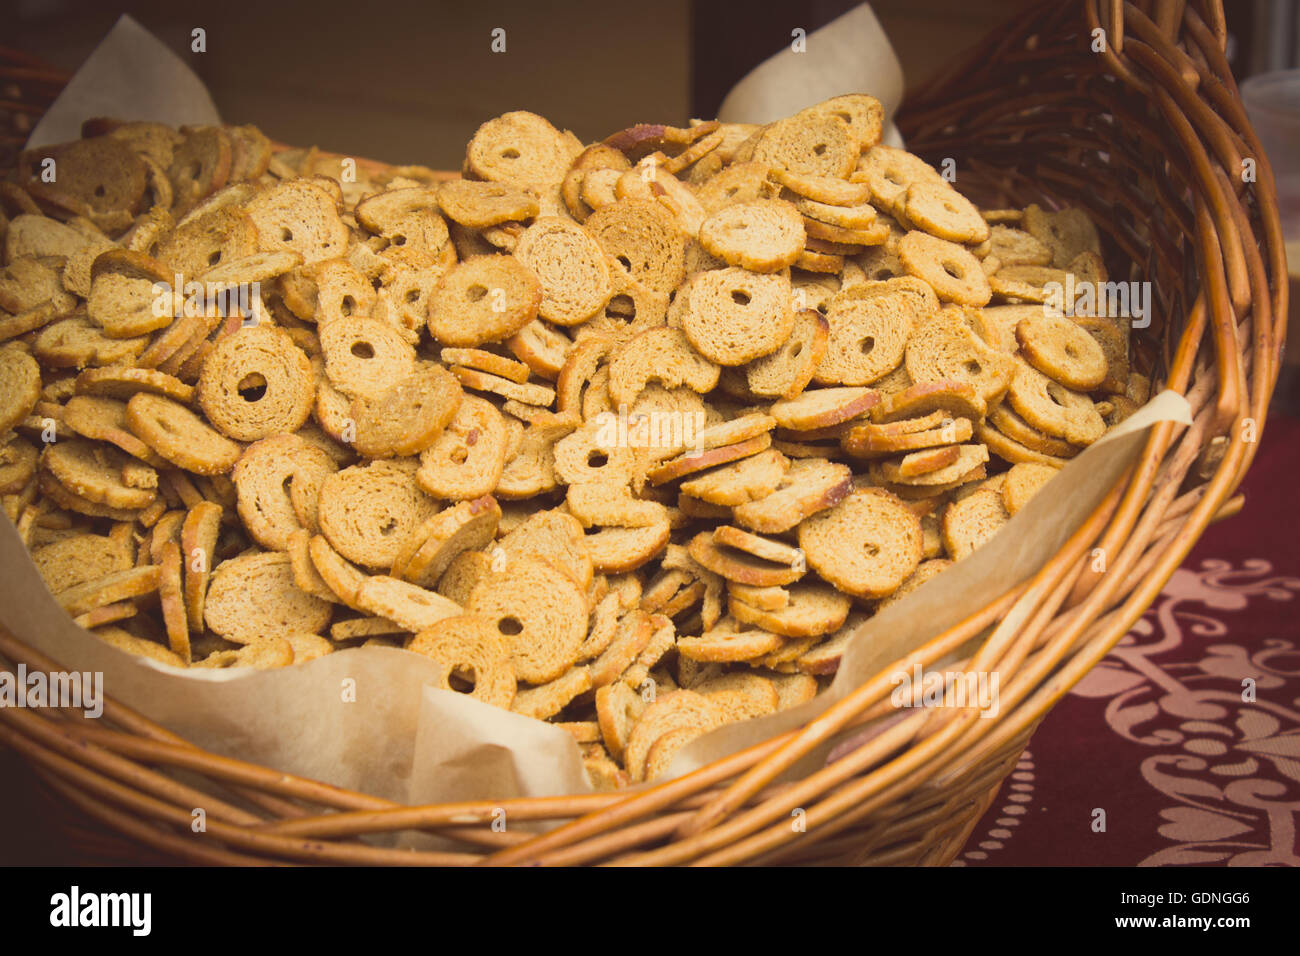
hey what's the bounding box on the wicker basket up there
[0,0,1285,865]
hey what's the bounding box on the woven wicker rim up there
[0,0,1285,865]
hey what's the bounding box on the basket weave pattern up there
[0,0,1285,865]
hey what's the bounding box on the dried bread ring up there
[986,402,1080,457]
[900,180,989,244]
[74,365,194,404]
[941,485,1010,560]
[678,447,789,506]
[244,179,348,265]
[31,533,132,595]
[415,395,509,500]
[0,436,39,495]
[56,565,162,617]
[427,255,542,347]
[898,231,991,306]
[698,199,805,273]
[317,459,437,569]
[729,582,851,637]
[904,309,1013,403]
[197,324,315,442]
[408,614,517,709]
[1006,360,1105,446]
[797,487,922,598]
[180,500,223,629]
[60,395,166,468]
[125,393,242,475]
[687,531,803,587]
[436,179,539,229]
[731,458,852,534]
[466,555,588,684]
[1001,462,1061,515]
[682,267,793,366]
[393,495,501,588]
[746,309,828,399]
[350,362,463,458]
[817,286,923,386]
[1015,312,1108,391]
[467,111,575,189]
[513,217,611,326]
[43,438,156,510]
[202,551,332,644]
[608,326,719,408]
[232,434,337,550]
[0,346,41,433]
[853,145,945,212]
[753,112,857,179]
[319,315,416,401]
[585,199,687,295]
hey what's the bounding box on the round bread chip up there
[466,111,575,189]
[904,309,1014,404]
[676,621,784,663]
[31,533,132,596]
[194,636,295,670]
[232,434,337,550]
[125,393,242,475]
[729,582,851,637]
[798,488,922,598]
[197,324,315,442]
[180,500,223,629]
[415,394,509,500]
[1015,312,1108,391]
[874,380,987,424]
[94,626,186,668]
[771,386,880,431]
[203,551,332,644]
[0,346,41,434]
[687,531,803,587]
[393,495,501,587]
[608,326,719,408]
[900,180,989,244]
[436,179,540,229]
[732,457,852,533]
[584,199,687,295]
[941,485,1011,560]
[753,112,857,178]
[746,309,828,399]
[408,614,517,709]
[698,199,805,273]
[1001,461,1061,515]
[799,93,884,150]
[317,460,437,570]
[318,315,417,401]
[0,436,39,495]
[513,218,612,326]
[350,363,463,458]
[427,255,543,347]
[466,555,588,684]
[986,401,1080,458]
[243,179,348,265]
[647,434,773,486]
[682,267,793,366]
[43,438,156,511]
[62,395,170,466]
[897,231,990,306]
[1006,360,1105,446]
[678,447,790,506]
[853,144,945,211]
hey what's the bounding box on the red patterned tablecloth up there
[959,414,1300,867]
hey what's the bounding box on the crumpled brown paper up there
[4,16,1193,810]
